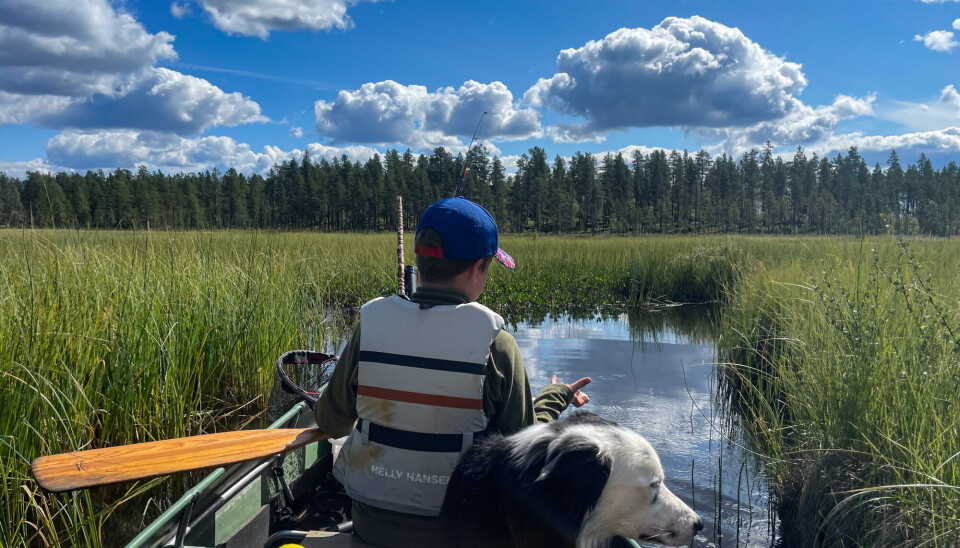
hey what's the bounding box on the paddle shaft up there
[31,427,329,493]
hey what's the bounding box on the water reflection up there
[510,307,776,547]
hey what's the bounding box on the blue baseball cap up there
[415,197,515,269]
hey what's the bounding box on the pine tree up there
[0,172,24,226]
[694,150,712,233]
[739,150,760,233]
[489,156,509,229]
[647,150,670,232]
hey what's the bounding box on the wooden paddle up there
[31,427,330,493]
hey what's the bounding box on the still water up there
[510,309,776,547]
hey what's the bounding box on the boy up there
[314,197,589,547]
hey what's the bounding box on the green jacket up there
[313,286,578,547]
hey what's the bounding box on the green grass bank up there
[720,237,960,547]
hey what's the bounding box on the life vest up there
[332,295,504,516]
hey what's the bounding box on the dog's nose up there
[693,517,704,533]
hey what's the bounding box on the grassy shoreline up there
[1,230,957,546]
[719,237,960,546]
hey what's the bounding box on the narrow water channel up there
[510,308,777,547]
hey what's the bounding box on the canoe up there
[126,350,644,548]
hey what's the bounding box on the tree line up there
[1,143,958,236]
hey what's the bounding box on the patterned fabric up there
[495,247,515,269]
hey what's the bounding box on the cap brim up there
[495,248,515,269]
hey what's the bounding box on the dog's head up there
[574,424,703,547]
[448,410,704,548]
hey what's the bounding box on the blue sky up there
[1,0,959,178]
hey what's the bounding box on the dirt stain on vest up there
[376,398,397,425]
[348,443,384,471]
[349,397,395,470]
[358,396,397,426]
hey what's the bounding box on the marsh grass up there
[720,237,960,547]
[486,234,746,324]
[0,230,393,545]
[0,230,747,546]
[7,229,958,546]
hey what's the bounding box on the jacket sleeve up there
[484,330,575,436]
[533,383,575,423]
[313,326,361,438]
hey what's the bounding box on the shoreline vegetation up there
[1,230,958,546]
[720,237,960,546]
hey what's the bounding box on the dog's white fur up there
[577,427,701,547]
[441,411,703,548]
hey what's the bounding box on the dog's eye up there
[649,481,661,503]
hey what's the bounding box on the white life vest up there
[332,295,504,516]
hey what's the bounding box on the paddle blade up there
[31,427,329,493]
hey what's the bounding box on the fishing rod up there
[397,194,417,298]
[396,111,487,298]
[454,111,488,197]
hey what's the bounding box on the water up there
[510,309,777,547]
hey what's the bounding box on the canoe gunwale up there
[126,400,321,548]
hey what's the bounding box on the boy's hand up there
[551,375,591,407]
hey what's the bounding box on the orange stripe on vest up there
[358,386,483,410]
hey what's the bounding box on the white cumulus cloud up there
[914,30,959,52]
[315,80,542,149]
[187,0,381,38]
[498,155,520,176]
[45,130,381,174]
[525,16,807,141]
[617,144,679,158]
[0,0,176,98]
[35,68,268,134]
[0,0,267,135]
[700,94,875,153]
[0,91,72,125]
[290,126,304,138]
[0,157,67,179]
[810,127,960,159]
[171,2,192,18]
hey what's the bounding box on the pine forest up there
[1,144,957,236]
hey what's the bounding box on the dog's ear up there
[521,435,613,543]
[536,437,611,484]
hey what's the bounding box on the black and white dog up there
[440,411,704,547]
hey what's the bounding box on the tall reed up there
[1,230,748,546]
[16,230,948,546]
[486,234,746,323]
[0,230,392,545]
[720,237,960,546]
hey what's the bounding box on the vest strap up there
[360,417,370,446]
[358,350,485,375]
[461,431,474,453]
[357,419,467,453]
